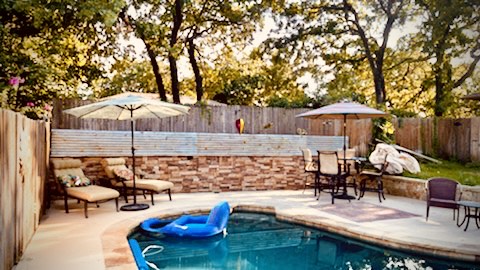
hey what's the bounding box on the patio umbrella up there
[296,102,388,165]
[63,92,190,211]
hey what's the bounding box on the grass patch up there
[402,159,480,186]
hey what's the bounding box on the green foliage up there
[93,59,169,98]
[202,49,308,106]
[413,0,480,117]
[372,118,395,145]
[0,0,125,119]
[266,94,312,108]
[403,159,480,186]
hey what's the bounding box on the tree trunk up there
[187,38,203,102]
[168,55,180,103]
[169,0,184,104]
[119,8,167,101]
[373,69,386,105]
[145,41,167,101]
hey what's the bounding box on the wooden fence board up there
[54,99,480,162]
[0,110,17,270]
[0,109,49,269]
[394,117,479,162]
[50,129,346,157]
[471,118,480,162]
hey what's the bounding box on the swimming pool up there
[128,212,478,270]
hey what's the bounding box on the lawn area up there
[402,159,480,186]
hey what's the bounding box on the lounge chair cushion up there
[113,179,174,192]
[52,159,87,178]
[101,158,130,179]
[57,174,91,188]
[66,185,120,202]
[101,157,174,192]
[112,167,134,181]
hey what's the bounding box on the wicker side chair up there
[425,177,462,221]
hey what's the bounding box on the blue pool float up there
[140,218,173,234]
[141,201,230,238]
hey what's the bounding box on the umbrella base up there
[120,203,150,211]
[334,194,356,200]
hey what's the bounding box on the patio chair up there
[301,148,319,194]
[338,148,359,196]
[101,158,174,205]
[425,177,462,222]
[357,154,389,203]
[317,151,348,204]
[51,159,119,218]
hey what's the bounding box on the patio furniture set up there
[302,149,480,231]
[51,158,173,218]
[302,148,389,204]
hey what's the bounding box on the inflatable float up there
[141,201,230,238]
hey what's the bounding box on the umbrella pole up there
[343,114,347,166]
[120,109,149,211]
[132,118,137,204]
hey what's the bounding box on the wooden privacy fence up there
[394,117,480,163]
[53,99,480,162]
[52,99,373,156]
[0,109,50,270]
[50,129,346,158]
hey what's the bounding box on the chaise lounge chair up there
[51,159,119,218]
[101,158,174,205]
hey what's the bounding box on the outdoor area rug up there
[314,201,419,223]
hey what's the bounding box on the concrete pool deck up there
[13,189,480,270]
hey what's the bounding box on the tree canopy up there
[1,0,479,119]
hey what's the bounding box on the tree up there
[264,0,412,108]
[117,7,168,101]
[202,49,307,106]
[168,0,184,103]
[0,0,124,118]
[415,0,480,116]
[182,0,265,102]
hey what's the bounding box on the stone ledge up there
[383,175,480,202]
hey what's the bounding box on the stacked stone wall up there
[54,156,307,193]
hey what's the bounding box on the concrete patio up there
[13,189,480,270]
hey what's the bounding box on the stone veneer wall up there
[57,156,307,193]
[383,175,480,202]
[50,156,480,202]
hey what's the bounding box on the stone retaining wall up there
[383,175,480,202]
[55,156,307,193]
[50,156,480,202]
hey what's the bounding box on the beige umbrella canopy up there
[65,92,190,120]
[64,93,190,211]
[296,102,388,160]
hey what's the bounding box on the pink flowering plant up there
[1,75,53,120]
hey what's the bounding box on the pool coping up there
[102,204,479,269]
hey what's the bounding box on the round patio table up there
[457,200,480,231]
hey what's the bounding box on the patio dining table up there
[315,151,366,202]
[457,200,480,231]
[337,156,367,200]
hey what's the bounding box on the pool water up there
[128,212,478,270]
